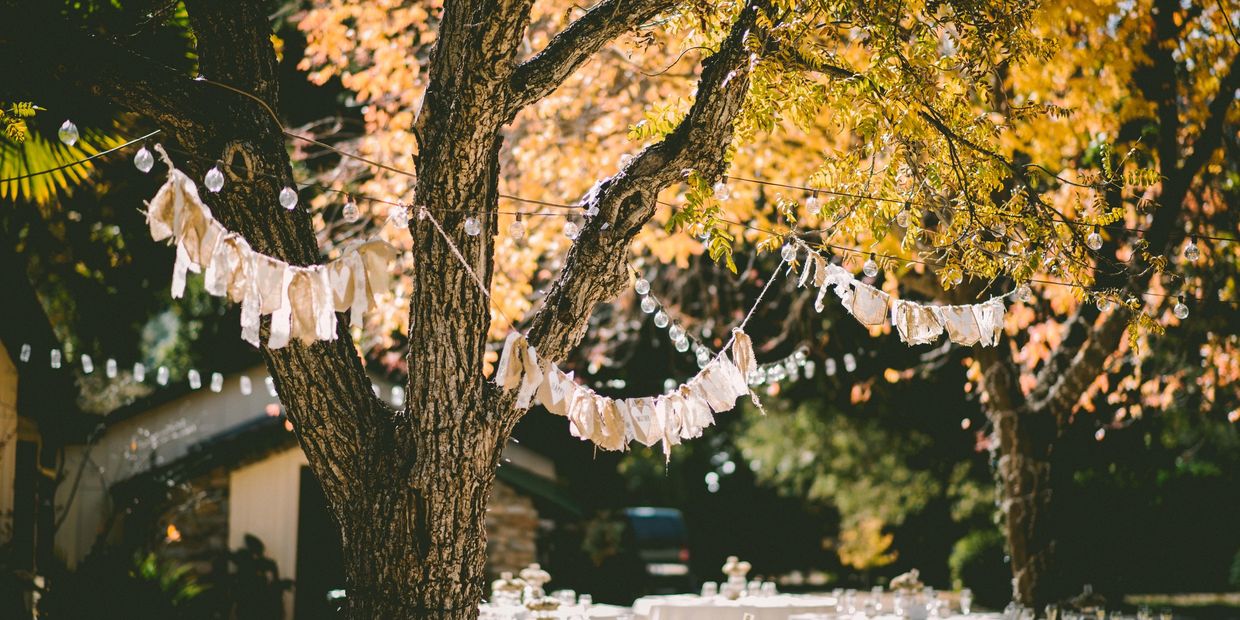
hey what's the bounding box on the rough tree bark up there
[2,0,766,617]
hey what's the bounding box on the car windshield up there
[627,512,686,549]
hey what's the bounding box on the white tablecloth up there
[633,594,839,620]
[479,603,630,618]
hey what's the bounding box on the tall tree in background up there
[2,0,1234,616]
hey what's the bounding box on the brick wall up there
[485,479,540,578]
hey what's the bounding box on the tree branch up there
[1180,50,1240,179]
[521,0,767,383]
[507,0,676,113]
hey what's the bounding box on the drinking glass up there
[959,588,973,615]
[761,581,778,596]
[552,589,576,606]
[748,580,763,596]
[1159,609,1173,620]
[1136,605,1152,620]
[701,582,718,598]
[1046,603,1060,620]
[577,594,592,608]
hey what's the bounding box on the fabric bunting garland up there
[144,147,398,349]
[797,250,1006,348]
[495,329,759,460]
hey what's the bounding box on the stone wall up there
[485,479,540,578]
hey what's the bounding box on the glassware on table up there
[1019,606,1036,620]
[577,594,593,608]
[1046,603,1061,620]
[1136,605,1153,620]
[863,596,878,618]
[959,588,973,615]
[551,589,576,606]
[747,580,762,596]
[701,581,719,598]
[894,591,907,617]
[761,581,778,596]
[1159,609,1173,620]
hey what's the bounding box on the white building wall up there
[0,343,18,539]
[229,446,306,620]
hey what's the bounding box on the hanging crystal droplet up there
[653,310,670,328]
[279,186,298,210]
[342,200,360,223]
[204,166,225,193]
[806,195,820,216]
[674,337,690,353]
[58,120,79,146]
[464,217,481,236]
[188,369,202,389]
[1096,297,1111,312]
[133,362,146,382]
[668,325,685,341]
[508,219,525,239]
[50,349,62,369]
[713,181,730,201]
[1086,229,1103,251]
[1184,239,1200,262]
[781,243,797,262]
[634,278,651,295]
[389,205,409,228]
[81,354,94,374]
[563,221,579,240]
[895,209,910,228]
[1173,299,1190,319]
[696,348,711,368]
[640,296,657,313]
[862,256,879,278]
[134,146,154,173]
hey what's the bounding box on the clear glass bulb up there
[640,296,657,313]
[1016,283,1033,303]
[895,209,910,228]
[188,369,202,390]
[19,344,31,363]
[862,256,879,278]
[1096,297,1111,312]
[951,270,964,286]
[134,146,154,173]
[240,376,253,395]
[563,221,579,240]
[697,349,711,368]
[508,219,525,239]
[157,366,169,385]
[389,205,410,228]
[58,119,79,146]
[674,337,690,353]
[805,195,820,216]
[279,186,298,210]
[668,325,685,341]
[1173,300,1189,319]
[342,201,360,223]
[133,362,146,382]
[50,349,61,369]
[210,372,224,393]
[781,243,797,263]
[464,216,481,236]
[634,278,651,295]
[713,181,730,201]
[1086,229,1103,251]
[1184,240,1200,262]
[204,166,225,193]
[653,310,670,328]
[81,354,94,374]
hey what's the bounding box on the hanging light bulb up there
[1184,236,1200,262]
[668,325,685,341]
[1015,283,1033,303]
[640,296,657,313]
[862,253,879,278]
[204,164,225,193]
[133,362,146,382]
[342,198,360,223]
[265,376,278,397]
[696,348,711,368]
[674,338,691,353]
[240,376,253,395]
[1173,296,1189,320]
[134,146,154,173]
[805,192,820,216]
[19,344,30,363]
[279,186,298,210]
[81,354,94,374]
[1086,225,1103,251]
[634,278,651,295]
[950,269,964,286]
[653,310,670,328]
[104,358,117,378]
[1096,296,1112,312]
[50,349,62,369]
[188,369,202,390]
[713,181,730,201]
[508,214,525,239]
[464,216,482,236]
[389,204,410,228]
[563,220,580,240]
[895,208,911,228]
[210,372,224,393]
[781,242,797,263]
[58,119,79,146]
[156,366,169,386]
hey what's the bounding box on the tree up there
[2,0,1233,617]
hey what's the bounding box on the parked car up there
[622,507,694,595]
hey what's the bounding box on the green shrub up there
[949,529,1010,610]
